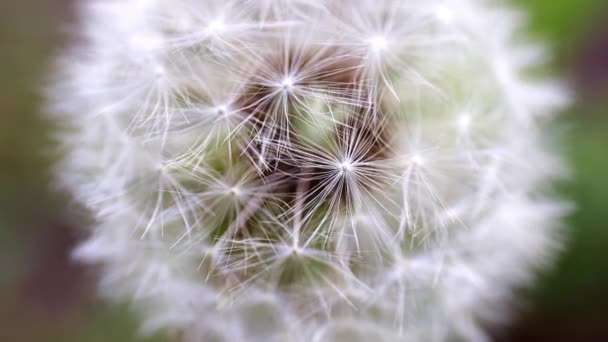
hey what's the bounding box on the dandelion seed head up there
[49,0,569,340]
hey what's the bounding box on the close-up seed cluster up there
[49,0,569,341]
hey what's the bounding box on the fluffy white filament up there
[49,0,569,341]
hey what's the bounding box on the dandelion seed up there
[338,160,353,174]
[206,19,226,34]
[411,154,425,166]
[280,76,294,90]
[435,6,454,24]
[368,35,389,52]
[457,113,471,131]
[228,186,240,197]
[216,104,229,117]
[153,64,165,77]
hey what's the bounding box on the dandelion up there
[49,0,569,341]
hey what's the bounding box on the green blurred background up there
[0,1,606,341]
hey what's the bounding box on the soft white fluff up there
[49,0,569,341]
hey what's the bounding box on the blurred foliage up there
[517,0,606,53]
[0,0,606,341]
[515,0,608,306]
[548,117,608,306]
[0,1,162,341]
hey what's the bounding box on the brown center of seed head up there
[233,45,394,210]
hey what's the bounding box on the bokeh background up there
[1,1,606,341]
